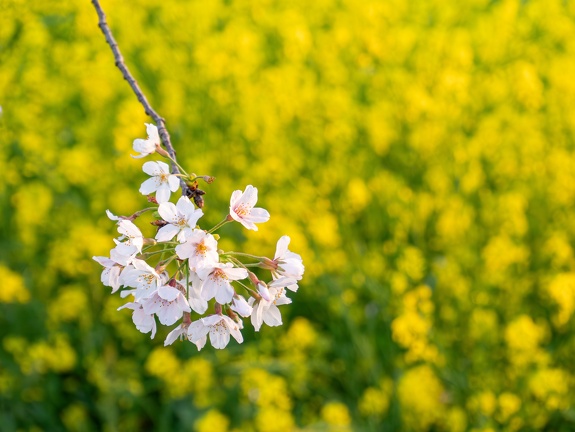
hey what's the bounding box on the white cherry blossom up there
[139,161,180,203]
[132,123,160,159]
[175,229,219,270]
[249,278,296,331]
[187,314,243,350]
[229,185,270,231]
[156,196,203,242]
[120,259,165,301]
[231,294,253,317]
[109,219,144,267]
[118,302,157,338]
[142,285,191,326]
[110,242,138,267]
[92,256,123,293]
[164,323,189,346]
[180,272,208,314]
[106,209,121,221]
[197,263,248,304]
[257,281,272,302]
[117,219,144,252]
[272,236,304,290]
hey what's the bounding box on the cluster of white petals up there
[94,123,304,350]
[132,123,160,159]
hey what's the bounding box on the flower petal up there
[142,161,162,176]
[139,177,159,195]
[164,324,185,346]
[229,189,243,207]
[158,202,179,223]
[145,123,159,144]
[156,161,170,173]
[223,267,248,281]
[188,320,210,342]
[155,184,171,203]
[274,235,291,260]
[214,282,234,304]
[246,207,270,223]
[168,175,180,192]
[158,285,180,301]
[209,327,230,349]
[201,276,218,301]
[263,305,283,327]
[177,196,196,215]
[242,185,258,207]
[155,224,180,242]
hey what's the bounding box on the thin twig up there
[91,0,190,195]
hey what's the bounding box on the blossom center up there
[213,269,228,281]
[235,204,250,217]
[273,288,285,304]
[212,320,226,334]
[195,242,208,256]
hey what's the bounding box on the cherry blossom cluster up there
[93,124,304,350]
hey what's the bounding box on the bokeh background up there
[2,0,575,430]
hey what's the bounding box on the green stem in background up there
[129,206,157,219]
[236,280,258,296]
[166,154,189,177]
[140,248,175,259]
[158,241,181,246]
[159,243,169,263]
[223,251,265,261]
[158,254,178,269]
[228,256,248,271]
[208,218,231,234]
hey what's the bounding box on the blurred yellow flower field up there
[2,0,575,430]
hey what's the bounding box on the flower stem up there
[208,218,231,234]
[129,206,157,220]
[228,256,248,270]
[223,251,265,261]
[138,248,174,259]
[166,154,189,177]
[236,280,258,296]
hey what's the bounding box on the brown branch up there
[91,0,191,196]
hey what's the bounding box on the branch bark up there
[91,0,191,196]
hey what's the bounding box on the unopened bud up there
[202,176,215,184]
[143,238,157,246]
[227,308,238,321]
[231,295,253,317]
[151,219,168,227]
[147,196,158,204]
[182,312,192,325]
[214,302,223,315]
[193,194,204,208]
[248,272,260,286]
[260,257,278,271]
[257,282,271,302]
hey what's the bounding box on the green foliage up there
[2,0,575,430]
